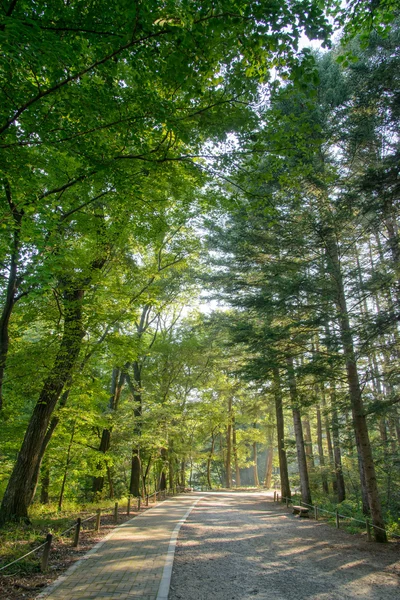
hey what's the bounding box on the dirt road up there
[169,492,399,600]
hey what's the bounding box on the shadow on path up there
[169,493,400,600]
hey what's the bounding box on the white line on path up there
[156,496,204,600]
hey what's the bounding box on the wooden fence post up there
[335,510,340,529]
[73,518,81,547]
[153,491,157,503]
[146,495,149,506]
[95,509,101,533]
[127,496,131,516]
[274,491,276,502]
[314,505,318,520]
[114,502,118,524]
[41,533,53,572]
[277,493,279,503]
[137,496,141,511]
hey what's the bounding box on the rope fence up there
[0,486,184,574]
[273,491,400,541]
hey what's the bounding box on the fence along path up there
[36,494,201,600]
[274,491,400,541]
[0,489,172,574]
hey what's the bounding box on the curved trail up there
[169,492,399,600]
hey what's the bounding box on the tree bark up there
[232,416,241,487]
[316,403,329,494]
[287,357,312,505]
[321,387,337,493]
[264,445,273,489]
[26,384,72,507]
[226,397,232,488]
[180,460,186,488]
[207,431,215,489]
[159,447,167,491]
[126,360,142,497]
[252,419,260,487]
[168,443,175,491]
[331,405,346,503]
[273,367,291,499]
[303,417,315,469]
[253,440,259,487]
[141,456,152,499]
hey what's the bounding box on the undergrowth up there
[0,496,129,574]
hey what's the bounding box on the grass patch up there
[0,497,129,574]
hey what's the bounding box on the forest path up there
[36,494,201,600]
[169,492,400,600]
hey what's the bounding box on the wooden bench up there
[292,505,310,518]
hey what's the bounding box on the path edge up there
[35,496,193,600]
[156,496,204,600]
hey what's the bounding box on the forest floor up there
[0,504,146,600]
[169,492,400,600]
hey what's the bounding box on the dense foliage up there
[0,0,398,545]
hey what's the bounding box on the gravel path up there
[169,492,400,600]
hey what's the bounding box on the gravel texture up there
[168,492,400,600]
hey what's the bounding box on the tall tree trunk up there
[207,431,215,489]
[168,443,175,490]
[180,460,186,488]
[253,440,259,487]
[324,230,387,541]
[126,360,142,497]
[130,448,141,497]
[0,286,85,525]
[321,387,337,493]
[27,383,73,507]
[273,367,291,499]
[331,403,346,503]
[126,306,153,497]
[316,403,329,494]
[232,416,241,487]
[303,417,315,469]
[287,357,312,506]
[226,397,233,488]
[159,447,167,491]
[264,441,273,489]
[219,432,226,485]
[142,456,151,499]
